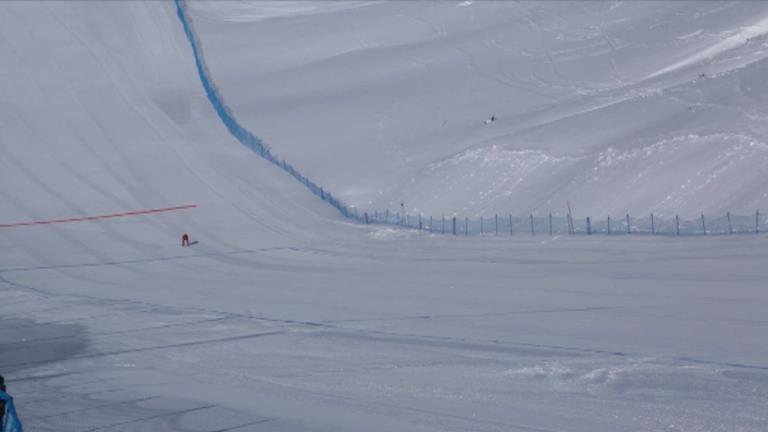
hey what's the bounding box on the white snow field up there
[0,1,767,432]
[188,1,768,218]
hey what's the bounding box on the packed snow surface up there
[1,1,767,432]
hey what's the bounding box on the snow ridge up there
[174,0,354,219]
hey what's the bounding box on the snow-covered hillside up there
[1,2,767,432]
[189,1,768,218]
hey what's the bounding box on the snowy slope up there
[188,1,768,218]
[1,2,767,432]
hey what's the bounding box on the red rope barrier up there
[0,204,197,228]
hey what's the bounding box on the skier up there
[0,375,24,432]
[181,233,190,247]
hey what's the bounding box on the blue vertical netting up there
[174,0,355,220]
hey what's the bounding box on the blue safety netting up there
[0,391,23,432]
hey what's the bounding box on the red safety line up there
[0,204,197,228]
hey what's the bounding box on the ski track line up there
[0,204,197,228]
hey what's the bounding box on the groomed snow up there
[1,2,767,431]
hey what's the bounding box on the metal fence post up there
[586,216,592,235]
[676,215,680,236]
[651,213,655,235]
[701,212,706,235]
[495,214,498,236]
[530,214,535,236]
[727,211,733,234]
[607,216,611,235]
[756,210,760,234]
[480,216,484,235]
[465,217,469,236]
[509,214,513,236]
[452,217,456,235]
[419,214,423,230]
[626,214,631,234]
[549,213,553,236]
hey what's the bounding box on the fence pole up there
[364,212,369,225]
[586,217,592,235]
[480,216,484,235]
[727,211,733,234]
[442,215,445,234]
[419,214,423,230]
[756,210,760,234]
[509,214,513,236]
[495,214,498,236]
[651,213,655,235]
[549,213,553,236]
[701,212,706,235]
[429,216,433,232]
[626,214,631,234]
[607,216,611,235]
[530,214,535,236]
[452,217,456,235]
[385,209,389,224]
[676,215,680,236]
[465,217,469,236]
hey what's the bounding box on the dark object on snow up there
[182,233,190,247]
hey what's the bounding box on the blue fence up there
[362,210,766,237]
